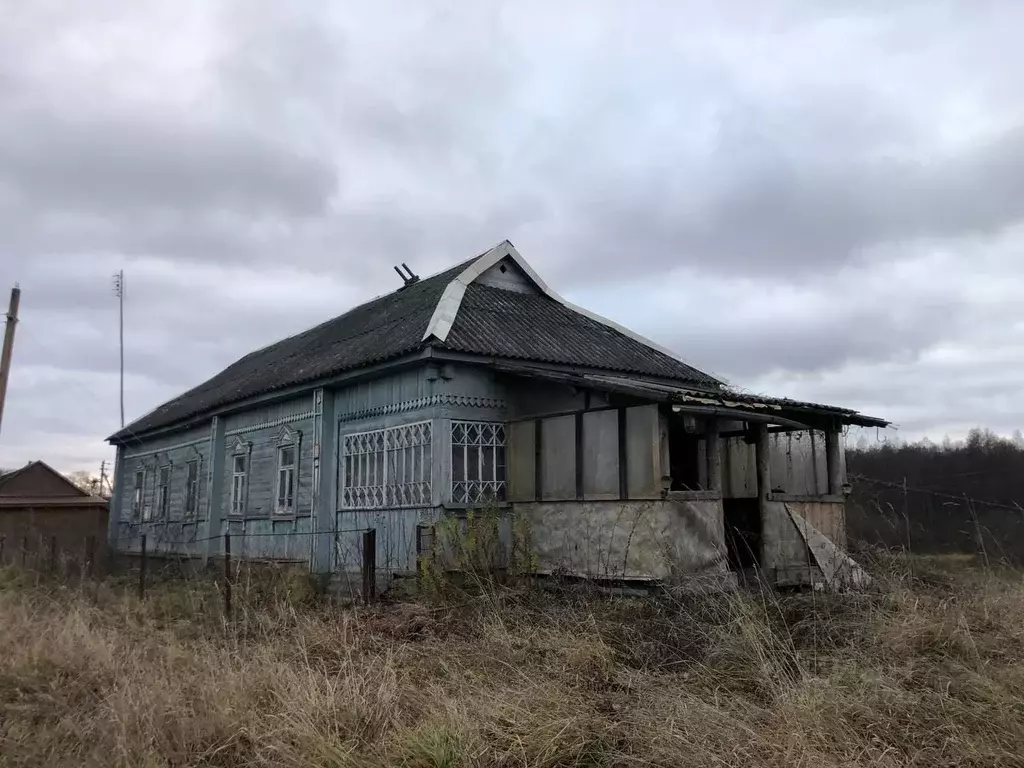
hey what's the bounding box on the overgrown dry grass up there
[2,555,1024,767]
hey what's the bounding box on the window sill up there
[127,518,204,526]
[665,491,722,502]
[337,505,436,513]
[769,493,846,503]
[270,513,300,522]
[443,502,512,512]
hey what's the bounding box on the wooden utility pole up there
[0,285,21,438]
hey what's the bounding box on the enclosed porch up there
[496,365,887,588]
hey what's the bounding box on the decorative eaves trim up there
[225,411,315,437]
[124,438,205,462]
[338,393,506,423]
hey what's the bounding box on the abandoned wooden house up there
[107,240,887,589]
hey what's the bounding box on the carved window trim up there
[131,465,147,521]
[274,426,301,516]
[156,463,172,520]
[228,436,252,517]
[341,421,432,509]
[183,446,203,518]
[451,421,507,505]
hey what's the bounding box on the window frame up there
[450,420,507,506]
[341,421,432,510]
[274,426,301,516]
[132,467,146,521]
[184,455,201,518]
[228,437,252,517]
[156,464,171,519]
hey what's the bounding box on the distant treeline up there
[846,429,1024,561]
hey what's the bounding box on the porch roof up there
[494,364,889,429]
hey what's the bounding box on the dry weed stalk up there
[1,553,1023,766]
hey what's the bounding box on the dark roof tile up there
[112,259,474,439]
[444,284,719,386]
[111,249,720,441]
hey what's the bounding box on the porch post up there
[825,426,842,495]
[754,423,771,506]
[705,419,722,492]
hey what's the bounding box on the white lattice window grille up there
[342,421,432,509]
[451,421,507,505]
[156,466,170,519]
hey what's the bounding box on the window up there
[156,466,170,519]
[451,421,507,504]
[184,459,200,516]
[228,437,251,516]
[342,421,432,509]
[231,454,248,516]
[132,469,145,520]
[276,446,296,514]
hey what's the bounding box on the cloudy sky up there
[1,0,1022,472]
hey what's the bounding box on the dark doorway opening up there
[665,410,703,490]
[723,498,761,570]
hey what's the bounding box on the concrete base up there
[515,498,730,582]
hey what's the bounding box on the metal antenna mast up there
[112,271,125,429]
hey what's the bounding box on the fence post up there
[139,534,147,600]
[223,532,232,620]
[0,534,4,566]
[49,535,57,574]
[362,528,376,605]
[21,535,27,568]
[85,535,96,578]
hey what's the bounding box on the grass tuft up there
[1,554,1023,766]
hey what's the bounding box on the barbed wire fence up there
[846,472,1024,566]
[4,470,1022,613]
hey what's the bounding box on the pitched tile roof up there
[110,241,720,441]
[445,284,719,385]
[112,258,476,439]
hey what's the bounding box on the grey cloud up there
[0,110,337,217]
[671,296,968,381]
[2,0,1024,469]
[552,120,1024,284]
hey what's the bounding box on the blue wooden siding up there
[332,506,440,575]
[116,423,212,553]
[111,363,521,568]
[220,416,316,519]
[222,515,315,561]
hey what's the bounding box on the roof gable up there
[476,256,537,294]
[0,461,91,498]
